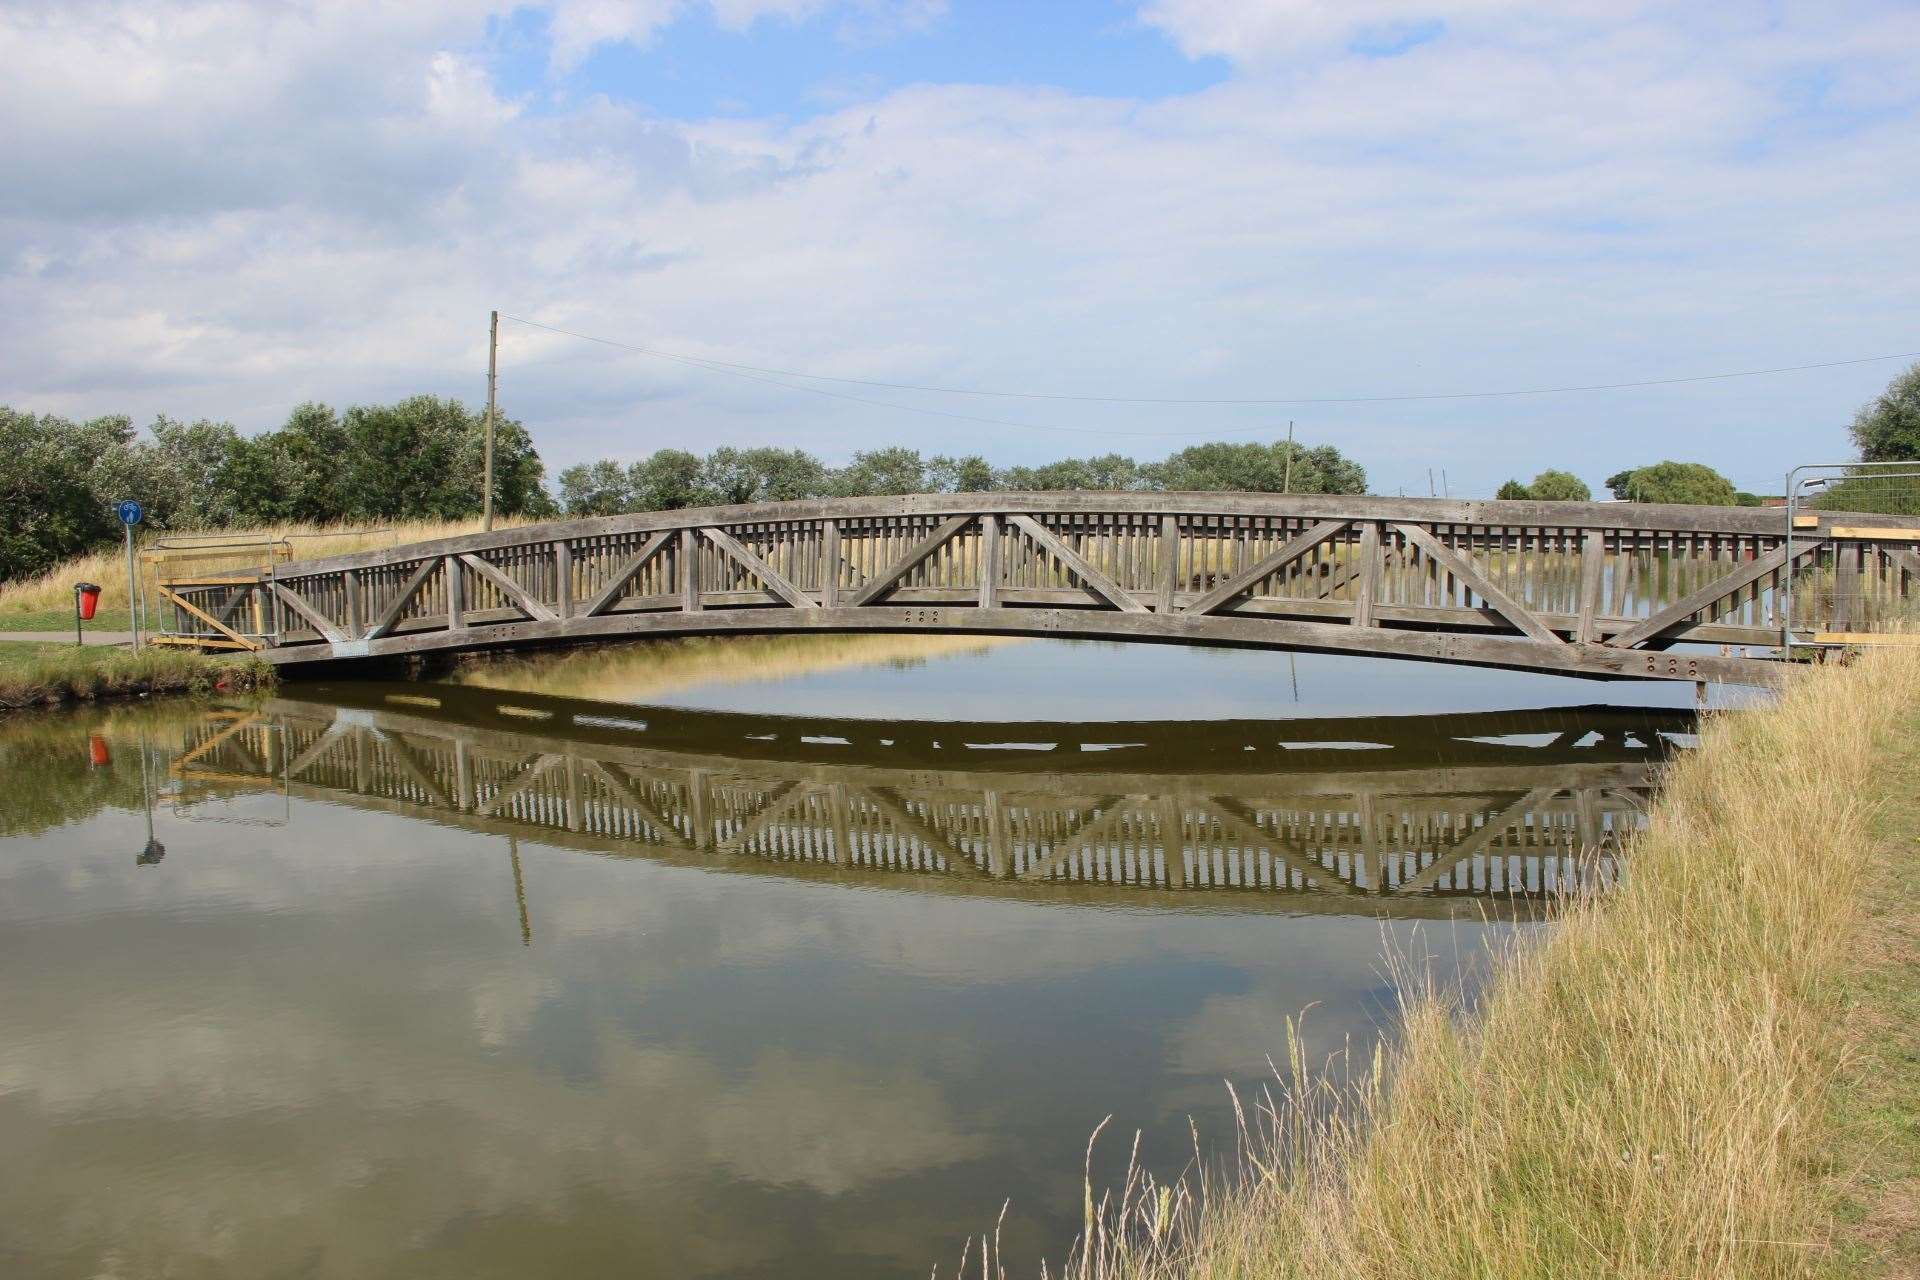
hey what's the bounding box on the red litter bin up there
[73,582,102,647]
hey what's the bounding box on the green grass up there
[1820,710,1920,1277]
[0,641,274,710]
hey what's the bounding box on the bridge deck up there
[156,493,1920,683]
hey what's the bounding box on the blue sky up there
[1,0,1917,496]
[493,2,1228,118]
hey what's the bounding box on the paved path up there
[0,631,137,646]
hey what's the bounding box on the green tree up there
[831,447,929,497]
[0,409,135,581]
[332,396,548,521]
[1849,360,1920,462]
[1496,479,1531,500]
[557,460,635,516]
[697,447,828,505]
[630,449,703,510]
[1604,462,1738,505]
[1526,469,1592,502]
[927,454,996,493]
[1144,440,1365,494]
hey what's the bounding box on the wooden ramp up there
[154,493,1920,684]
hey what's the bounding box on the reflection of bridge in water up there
[172,684,1689,919]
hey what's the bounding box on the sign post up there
[117,500,143,648]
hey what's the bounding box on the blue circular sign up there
[116,500,143,526]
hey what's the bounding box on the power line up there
[500,314,1269,437]
[502,313,1916,408]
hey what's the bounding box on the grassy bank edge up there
[1015,646,1920,1280]
[0,642,275,711]
[1820,704,1920,1275]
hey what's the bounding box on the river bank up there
[0,641,274,710]
[1043,645,1920,1280]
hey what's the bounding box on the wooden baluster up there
[554,540,572,619]
[1353,522,1382,627]
[445,555,466,631]
[680,528,701,612]
[1158,514,1178,612]
[979,514,1000,608]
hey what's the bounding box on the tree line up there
[553,439,1367,515]
[6,359,1916,586]
[0,397,551,583]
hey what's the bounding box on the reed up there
[949,644,1920,1280]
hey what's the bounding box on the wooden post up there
[1575,531,1605,644]
[978,513,1000,608]
[1353,522,1382,628]
[680,528,702,612]
[821,520,841,607]
[553,539,573,619]
[1158,514,1179,612]
[342,571,362,637]
[482,309,498,532]
[445,555,466,630]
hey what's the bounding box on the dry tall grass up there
[0,517,532,618]
[961,645,1920,1280]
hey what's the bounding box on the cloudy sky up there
[2,0,1916,496]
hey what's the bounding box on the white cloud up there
[0,1,1916,495]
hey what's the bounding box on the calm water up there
[0,638,1693,1278]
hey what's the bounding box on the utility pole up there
[483,309,499,532]
[1281,420,1295,495]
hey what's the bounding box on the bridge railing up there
[154,493,1920,681]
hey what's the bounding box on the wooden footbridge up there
[156,494,1920,683]
[167,685,1686,917]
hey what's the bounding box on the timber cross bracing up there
[156,493,1920,684]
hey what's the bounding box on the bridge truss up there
[156,494,1920,682]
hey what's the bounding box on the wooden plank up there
[701,527,818,609]
[1184,519,1346,616]
[978,513,1001,608]
[1605,542,1807,650]
[580,530,675,618]
[1792,514,1820,529]
[459,553,560,622]
[1394,523,1564,645]
[847,514,973,606]
[1812,632,1920,645]
[155,584,262,651]
[364,558,439,640]
[444,556,466,631]
[271,581,349,644]
[1352,522,1382,627]
[1575,531,1606,644]
[455,556,556,625]
[554,540,573,619]
[680,529,701,613]
[1831,526,1920,541]
[1157,514,1179,613]
[820,520,841,608]
[1008,515,1150,613]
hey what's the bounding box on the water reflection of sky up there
[632,637,1723,720]
[0,634,1679,1278]
[0,773,1497,1279]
